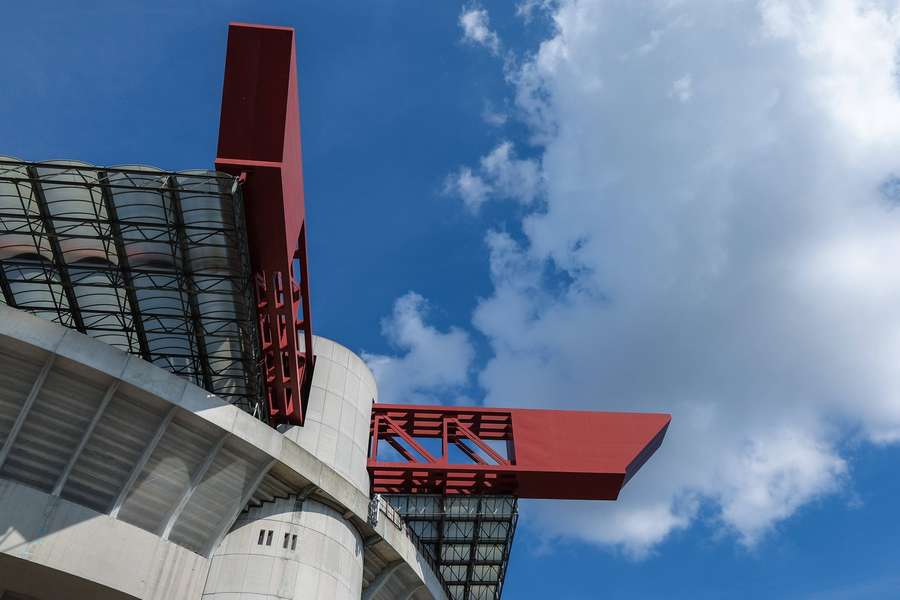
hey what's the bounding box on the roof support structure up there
[369,404,671,499]
[385,494,518,600]
[434,497,446,590]
[0,262,14,307]
[496,501,518,599]
[26,166,85,332]
[215,23,315,426]
[0,160,262,414]
[97,171,151,360]
[166,176,214,392]
[463,496,483,594]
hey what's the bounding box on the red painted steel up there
[216,23,314,426]
[369,404,670,500]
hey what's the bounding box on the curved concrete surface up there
[0,305,447,600]
[283,336,378,496]
[205,497,363,600]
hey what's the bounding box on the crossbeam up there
[215,23,315,426]
[368,404,670,500]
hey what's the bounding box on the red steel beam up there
[215,23,314,426]
[368,404,671,500]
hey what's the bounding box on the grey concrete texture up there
[0,305,447,600]
[0,479,208,599]
[283,337,377,496]
[204,498,363,600]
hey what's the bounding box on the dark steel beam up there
[97,171,151,360]
[166,175,214,392]
[0,261,15,306]
[464,495,483,599]
[26,165,85,332]
[436,494,446,592]
[497,502,518,600]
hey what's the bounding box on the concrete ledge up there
[0,305,448,600]
[0,479,208,600]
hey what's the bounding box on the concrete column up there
[203,496,363,600]
[283,336,376,495]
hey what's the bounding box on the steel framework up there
[215,23,315,426]
[369,404,671,499]
[0,21,674,600]
[384,494,517,600]
[0,159,262,415]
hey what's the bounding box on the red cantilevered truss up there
[369,404,671,500]
[212,25,671,506]
[216,23,314,426]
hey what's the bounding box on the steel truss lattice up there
[0,158,263,416]
[385,494,518,600]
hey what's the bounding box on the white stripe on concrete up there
[0,355,54,468]
[110,405,176,518]
[52,380,119,496]
[204,457,277,556]
[363,560,405,600]
[403,584,425,600]
[162,434,227,539]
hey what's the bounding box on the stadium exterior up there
[0,23,670,600]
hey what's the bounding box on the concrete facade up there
[284,337,376,496]
[0,479,208,600]
[0,305,447,600]
[204,497,363,600]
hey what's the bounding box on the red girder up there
[210,29,674,513]
[215,23,314,426]
[368,404,670,500]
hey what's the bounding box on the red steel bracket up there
[216,23,314,425]
[369,404,671,500]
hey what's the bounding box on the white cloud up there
[481,141,543,202]
[459,4,501,54]
[462,0,900,555]
[445,141,543,211]
[443,166,492,211]
[669,74,693,102]
[516,0,557,23]
[363,292,474,404]
[482,102,508,126]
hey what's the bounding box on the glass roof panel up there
[385,494,518,600]
[0,158,262,418]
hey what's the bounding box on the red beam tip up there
[368,405,671,500]
[227,22,295,33]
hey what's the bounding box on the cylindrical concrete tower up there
[203,336,373,599]
[203,497,363,599]
[283,336,377,494]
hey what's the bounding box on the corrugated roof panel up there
[0,158,262,418]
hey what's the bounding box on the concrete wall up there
[0,306,447,600]
[203,496,363,600]
[283,336,375,495]
[0,479,209,600]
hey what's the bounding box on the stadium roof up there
[383,495,517,600]
[0,158,263,416]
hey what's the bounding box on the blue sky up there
[4,1,900,598]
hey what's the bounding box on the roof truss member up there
[215,23,316,426]
[369,404,670,499]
